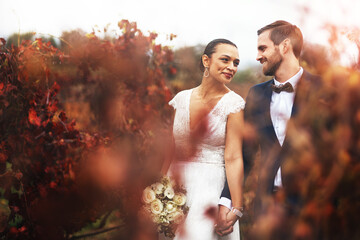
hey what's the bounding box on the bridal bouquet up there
[141,176,188,238]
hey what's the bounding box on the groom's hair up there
[258,20,303,58]
[199,39,237,72]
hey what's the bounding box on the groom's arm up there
[219,179,232,208]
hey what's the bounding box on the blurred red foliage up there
[0,20,175,239]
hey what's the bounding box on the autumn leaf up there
[0,152,7,163]
[153,44,161,53]
[58,111,67,121]
[147,85,158,95]
[0,38,5,46]
[0,82,4,95]
[169,33,177,41]
[28,108,41,126]
[86,33,96,39]
[169,66,177,75]
[49,181,57,189]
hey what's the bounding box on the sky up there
[1,0,359,67]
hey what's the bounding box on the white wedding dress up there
[165,88,245,240]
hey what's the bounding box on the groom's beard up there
[264,50,283,76]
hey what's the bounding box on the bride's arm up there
[160,111,176,175]
[224,110,245,220]
[160,134,175,175]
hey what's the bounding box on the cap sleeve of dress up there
[168,91,184,110]
[168,97,177,110]
[226,91,245,114]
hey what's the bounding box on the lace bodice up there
[169,88,245,164]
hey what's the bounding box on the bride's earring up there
[203,67,209,77]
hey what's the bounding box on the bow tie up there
[270,82,294,93]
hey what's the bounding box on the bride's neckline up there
[188,88,232,131]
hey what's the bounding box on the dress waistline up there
[175,159,225,166]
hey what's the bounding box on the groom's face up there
[256,30,283,76]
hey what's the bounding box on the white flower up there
[173,193,186,206]
[160,216,170,225]
[166,212,176,222]
[153,183,165,194]
[164,187,175,199]
[142,187,156,204]
[165,201,176,213]
[152,214,160,223]
[150,199,164,215]
[167,211,184,224]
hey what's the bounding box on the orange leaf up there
[0,82,4,95]
[86,33,96,39]
[170,67,177,75]
[28,108,41,126]
[154,44,161,53]
[0,152,7,163]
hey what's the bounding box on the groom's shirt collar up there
[273,67,303,90]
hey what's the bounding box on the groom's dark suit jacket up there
[221,71,322,215]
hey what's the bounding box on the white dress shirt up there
[219,67,303,209]
[272,67,303,187]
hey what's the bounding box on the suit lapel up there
[263,80,282,147]
[290,73,304,118]
[262,80,283,192]
[281,72,309,167]
[290,71,313,118]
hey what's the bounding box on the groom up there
[216,20,321,235]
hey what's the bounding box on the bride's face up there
[204,44,240,84]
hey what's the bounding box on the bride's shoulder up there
[176,88,193,96]
[169,88,192,109]
[222,91,245,113]
[171,88,192,100]
[228,91,245,103]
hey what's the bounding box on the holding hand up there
[215,205,238,236]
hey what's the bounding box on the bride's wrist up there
[230,206,244,218]
[232,206,244,211]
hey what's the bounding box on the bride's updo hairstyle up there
[199,39,237,72]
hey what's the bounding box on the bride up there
[162,39,245,240]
